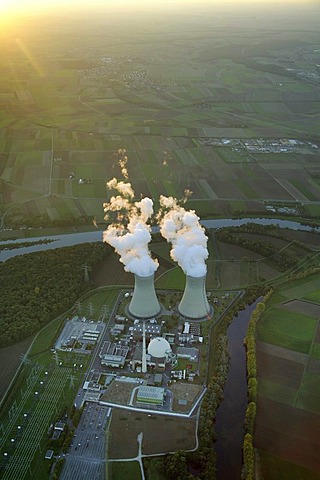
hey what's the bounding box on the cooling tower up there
[128,274,161,319]
[178,275,212,320]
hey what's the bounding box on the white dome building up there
[148,337,177,367]
[148,337,171,358]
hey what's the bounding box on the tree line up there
[0,242,110,347]
[214,226,309,271]
[242,289,273,480]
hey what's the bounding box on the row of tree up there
[0,242,110,347]
[215,228,305,271]
[0,239,55,251]
[241,289,273,480]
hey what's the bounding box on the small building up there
[54,422,65,431]
[183,322,190,334]
[101,354,126,368]
[99,341,129,368]
[176,347,199,361]
[137,386,165,405]
[45,450,54,460]
[154,373,163,385]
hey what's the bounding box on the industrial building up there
[131,341,167,371]
[99,341,129,368]
[131,321,161,339]
[136,386,165,405]
[176,347,199,361]
[55,317,104,352]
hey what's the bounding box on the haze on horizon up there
[0,0,318,17]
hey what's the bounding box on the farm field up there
[210,225,318,289]
[1,8,320,231]
[255,273,320,475]
[107,409,196,460]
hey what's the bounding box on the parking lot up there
[60,403,111,480]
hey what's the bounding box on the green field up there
[257,308,317,354]
[303,291,320,304]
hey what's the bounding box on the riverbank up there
[1,216,320,262]
[215,301,259,480]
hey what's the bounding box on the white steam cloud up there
[118,148,129,179]
[158,195,208,278]
[103,178,158,277]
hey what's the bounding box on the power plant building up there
[132,322,161,339]
[137,386,165,405]
[178,275,212,320]
[128,274,161,319]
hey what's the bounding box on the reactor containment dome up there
[147,337,171,358]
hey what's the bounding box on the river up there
[1,217,319,262]
[215,300,259,480]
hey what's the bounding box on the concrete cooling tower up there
[128,273,161,319]
[178,275,212,320]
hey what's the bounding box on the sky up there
[0,0,318,15]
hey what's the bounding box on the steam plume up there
[118,148,129,179]
[103,178,158,277]
[158,195,208,277]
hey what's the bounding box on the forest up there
[0,242,110,347]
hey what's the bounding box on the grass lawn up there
[108,461,141,480]
[155,267,185,290]
[79,288,120,321]
[29,315,66,356]
[310,342,320,360]
[303,291,320,305]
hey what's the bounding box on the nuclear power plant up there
[128,273,161,319]
[178,274,212,320]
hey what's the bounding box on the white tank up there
[128,274,161,319]
[178,274,212,320]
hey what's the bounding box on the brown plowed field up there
[255,396,320,473]
[256,351,304,389]
[256,341,309,364]
[280,300,320,318]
